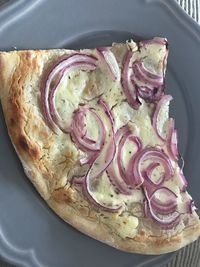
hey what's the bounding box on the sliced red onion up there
[71,106,106,153]
[107,125,133,195]
[106,167,133,195]
[79,153,98,166]
[167,118,179,161]
[72,176,85,185]
[150,187,178,215]
[107,125,142,195]
[117,131,134,185]
[136,85,154,100]
[144,188,180,227]
[154,215,180,230]
[186,200,197,214]
[121,50,141,109]
[130,38,168,104]
[71,108,105,152]
[146,162,160,177]
[132,147,174,189]
[41,54,97,133]
[132,61,163,88]
[152,95,173,141]
[131,76,164,103]
[179,154,185,170]
[72,99,121,211]
[179,170,188,192]
[49,63,96,132]
[90,98,116,178]
[84,98,121,211]
[121,136,142,187]
[138,38,168,103]
[72,107,105,164]
[143,162,165,186]
[97,47,120,81]
[149,207,179,226]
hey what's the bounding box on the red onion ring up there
[72,176,85,185]
[144,187,180,227]
[71,106,106,153]
[79,153,97,166]
[83,98,121,211]
[149,209,179,227]
[150,187,178,215]
[131,76,164,103]
[42,53,97,133]
[121,50,141,109]
[72,99,121,211]
[130,37,168,104]
[187,200,197,214]
[121,136,142,187]
[49,63,96,132]
[152,95,173,141]
[97,47,120,81]
[107,125,142,195]
[143,162,165,187]
[132,147,174,189]
[136,85,154,100]
[179,170,188,192]
[132,61,163,88]
[107,125,133,195]
[167,118,179,161]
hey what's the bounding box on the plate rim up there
[0,0,199,267]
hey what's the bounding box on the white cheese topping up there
[48,40,192,238]
[103,213,139,238]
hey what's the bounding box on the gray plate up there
[0,0,200,266]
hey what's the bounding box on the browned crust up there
[47,196,200,254]
[0,49,200,255]
[0,50,76,199]
[0,51,39,159]
[0,50,51,199]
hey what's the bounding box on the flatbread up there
[0,38,199,254]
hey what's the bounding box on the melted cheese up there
[51,40,181,238]
[93,172,144,207]
[55,70,89,128]
[103,213,138,238]
[140,43,167,74]
[156,99,170,140]
[113,100,163,147]
[85,111,99,141]
[121,137,138,169]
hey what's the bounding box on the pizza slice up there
[0,37,199,254]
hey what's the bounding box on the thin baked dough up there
[0,42,200,254]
